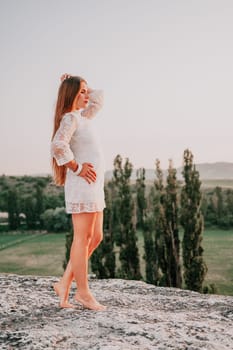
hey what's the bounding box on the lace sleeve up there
[81,89,103,119]
[51,114,77,166]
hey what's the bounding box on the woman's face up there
[72,81,89,110]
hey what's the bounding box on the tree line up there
[64,150,208,293]
[0,175,69,232]
[1,162,233,233]
[0,149,232,293]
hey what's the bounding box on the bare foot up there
[53,282,75,309]
[75,292,107,311]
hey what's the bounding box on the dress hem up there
[65,201,106,214]
[66,209,105,214]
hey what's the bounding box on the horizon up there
[1,160,233,177]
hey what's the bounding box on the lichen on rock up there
[0,274,233,349]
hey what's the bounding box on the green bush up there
[41,207,71,232]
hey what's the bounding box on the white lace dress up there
[51,90,105,214]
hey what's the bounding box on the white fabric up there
[51,90,105,213]
[73,163,82,175]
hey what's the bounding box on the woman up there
[51,73,106,311]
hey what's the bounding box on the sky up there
[0,0,233,175]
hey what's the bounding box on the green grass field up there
[201,229,233,295]
[0,229,232,296]
[0,232,66,276]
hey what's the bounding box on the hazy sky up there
[0,0,233,175]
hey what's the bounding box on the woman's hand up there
[79,163,97,184]
[60,73,71,82]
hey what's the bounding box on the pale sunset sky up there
[0,0,233,175]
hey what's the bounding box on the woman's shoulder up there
[61,112,78,127]
[63,111,80,120]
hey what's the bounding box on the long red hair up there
[51,76,85,186]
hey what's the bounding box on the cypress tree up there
[154,159,182,288]
[145,186,161,285]
[180,149,207,292]
[154,159,170,286]
[136,168,147,230]
[136,167,159,284]
[7,188,20,230]
[143,216,159,284]
[164,160,182,287]
[113,154,141,280]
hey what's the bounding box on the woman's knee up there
[92,230,103,246]
[73,230,94,246]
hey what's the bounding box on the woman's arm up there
[51,114,96,183]
[81,88,104,119]
[51,114,77,166]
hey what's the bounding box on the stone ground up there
[0,274,233,350]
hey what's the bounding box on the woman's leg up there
[71,212,106,310]
[53,260,74,308]
[88,211,103,258]
[54,211,104,308]
[71,212,96,294]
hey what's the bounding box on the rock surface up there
[0,274,233,350]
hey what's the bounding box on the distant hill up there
[2,162,233,183]
[191,162,233,179]
[105,162,233,181]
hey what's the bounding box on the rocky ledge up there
[0,274,233,350]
